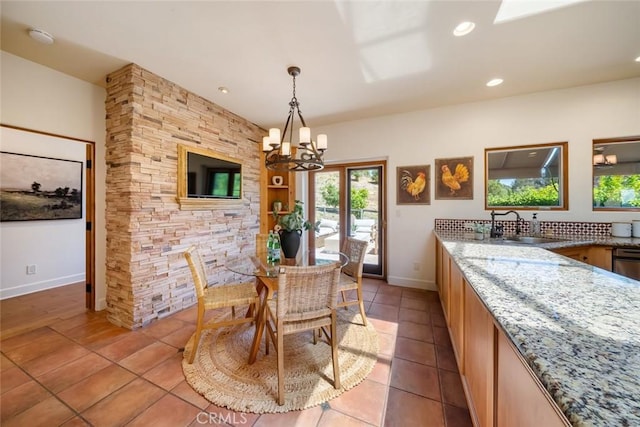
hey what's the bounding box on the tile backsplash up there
[435,218,613,237]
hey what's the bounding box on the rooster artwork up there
[435,157,474,200]
[397,165,430,204]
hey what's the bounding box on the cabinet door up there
[435,238,443,293]
[551,246,589,263]
[496,332,569,427]
[463,282,495,427]
[449,263,464,368]
[588,246,612,271]
[441,248,451,323]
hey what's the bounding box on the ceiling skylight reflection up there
[495,0,588,24]
[334,1,432,83]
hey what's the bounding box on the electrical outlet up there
[413,262,420,271]
[26,264,37,275]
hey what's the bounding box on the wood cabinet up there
[440,246,451,323]
[449,264,464,366]
[260,153,295,233]
[551,245,589,263]
[435,237,570,427]
[588,246,612,271]
[496,332,570,427]
[551,245,613,271]
[463,282,495,427]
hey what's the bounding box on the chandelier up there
[263,66,327,171]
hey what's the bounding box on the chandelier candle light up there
[263,66,327,171]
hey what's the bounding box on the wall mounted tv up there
[176,145,242,208]
[186,151,241,199]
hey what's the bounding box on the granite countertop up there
[435,231,640,426]
[434,230,640,249]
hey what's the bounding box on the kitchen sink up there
[502,236,567,244]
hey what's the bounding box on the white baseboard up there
[386,276,437,291]
[95,297,107,311]
[0,274,85,300]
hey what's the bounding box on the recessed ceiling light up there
[486,78,503,87]
[28,28,54,45]
[453,21,475,36]
[635,56,640,63]
[218,87,229,94]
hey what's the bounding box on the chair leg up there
[277,324,285,405]
[356,286,368,326]
[341,290,349,310]
[189,305,205,364]
[330,311,341,389]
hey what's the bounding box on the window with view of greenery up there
[593,137,640,211]
[485,142,568,210]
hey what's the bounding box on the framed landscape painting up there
[0,151,83,221]
[435,156,473,200]
[397,165,430,205]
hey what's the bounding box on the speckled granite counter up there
[435,231,640,426]
[434,229,640,249]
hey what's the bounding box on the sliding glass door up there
[309,161,385,278]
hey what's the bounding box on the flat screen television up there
[186,151,242,199]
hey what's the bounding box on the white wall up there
[316,78,640,289]
[0,52,107,308]
[2,49,638,296]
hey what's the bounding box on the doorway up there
[0,124,95,310]
[309,160,386,278]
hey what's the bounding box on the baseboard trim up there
[0,274,85,300]
[386,276,437,291]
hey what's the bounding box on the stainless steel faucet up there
[490,210,522,237]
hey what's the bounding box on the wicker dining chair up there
[183,246,259,364]
[264,262,342,405]
[338,237,369,326]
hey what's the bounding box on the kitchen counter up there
[434,229,640,249]
[435,231,640,426]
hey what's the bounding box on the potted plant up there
[273,200,319,258]
[272,199,283,213]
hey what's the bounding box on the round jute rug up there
[182,307,378,413]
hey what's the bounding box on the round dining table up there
[225,251,349,364]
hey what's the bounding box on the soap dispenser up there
[530,213,540,236]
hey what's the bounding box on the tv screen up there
[187,152,241,199]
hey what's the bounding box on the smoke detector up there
[28,28,54,45]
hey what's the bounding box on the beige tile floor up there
[1,279,472,427]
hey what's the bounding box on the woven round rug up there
[182,307,378,413]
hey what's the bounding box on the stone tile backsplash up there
[435,218,613,237]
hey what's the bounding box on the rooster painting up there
[441,164,469,195]
[435,157,474,200]
[398,166,430,204]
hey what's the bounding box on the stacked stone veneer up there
[105,64,263,329]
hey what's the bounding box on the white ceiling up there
[1,1,639,130]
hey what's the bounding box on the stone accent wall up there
[105,64,263,329]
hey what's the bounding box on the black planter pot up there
[279,229,302,259]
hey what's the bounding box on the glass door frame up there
[308,160,386,279]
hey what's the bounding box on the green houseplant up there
[273,200,319,258]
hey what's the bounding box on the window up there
[593,136,640,211]
[485,142,568,210]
